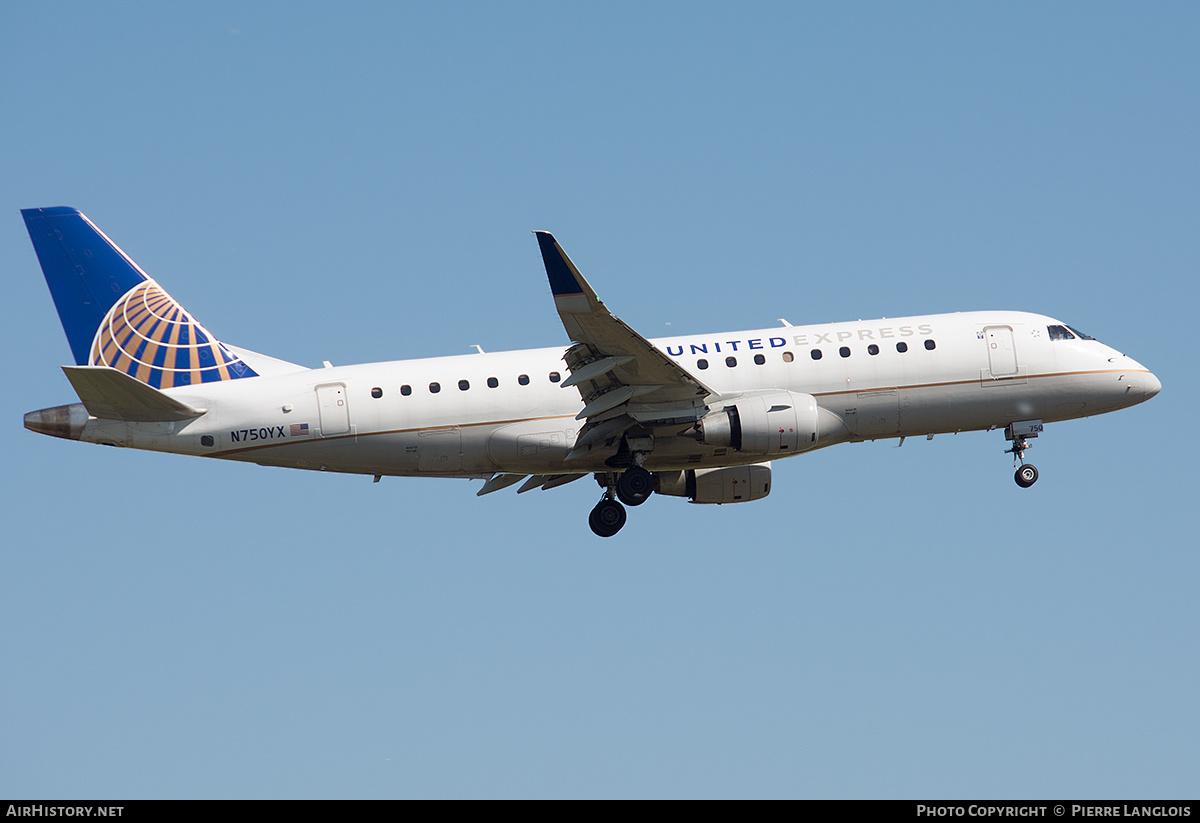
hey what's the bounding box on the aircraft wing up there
[534,232,715,450]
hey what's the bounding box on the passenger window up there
[839,346,851,358]
[726,356,737,367]
[782,351,794,363]
[429,382,440,393]
[487,377,499,388]
[868,344,879,356]
[896,342,908,353]
[753,354,765,365]
[458,379,470,391]
[697,359,709,370]
[811,349,823,360]
[518,374,530,386]
[549,371,561,383]
[924,339,936,350]
[371,387,383,398]
[401,384,412,396]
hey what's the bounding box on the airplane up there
[22,207,1161,537]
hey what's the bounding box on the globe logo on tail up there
[89,280,257,388]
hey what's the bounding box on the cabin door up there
[984,326,1018,377]
[315,383,350,436]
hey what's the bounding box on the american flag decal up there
[290,423,310,436]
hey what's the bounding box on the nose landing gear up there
[1015,463,1039,488]
[1004,419,1043,488]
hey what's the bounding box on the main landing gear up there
[588,466,655,537]
[1004,420,1043,488]
[588,496,626,538]
[615,465,653,506]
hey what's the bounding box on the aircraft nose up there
[1103,353,1160,407]
[1142,370,1161,400]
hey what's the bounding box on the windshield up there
[1047,324,1096,341]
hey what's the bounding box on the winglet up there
[534,231,596,301]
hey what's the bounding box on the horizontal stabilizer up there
[63,365,207,422]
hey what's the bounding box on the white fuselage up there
[65,310,1158,479]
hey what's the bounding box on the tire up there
[616,466,654,507]
[588,499,627,537]
[1015,464,1039,488]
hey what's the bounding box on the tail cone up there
[24,403,88,440]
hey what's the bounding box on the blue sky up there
[2,2,1197,799]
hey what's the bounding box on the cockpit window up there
[1047,325,1075,340]
[1066,325,1095,341]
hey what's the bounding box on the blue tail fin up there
[22,207,258,388]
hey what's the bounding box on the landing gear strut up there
[1004,420,1043,488]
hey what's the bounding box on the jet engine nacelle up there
[696,390,820,455]
[655,463,772,504]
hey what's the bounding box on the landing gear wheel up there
[589,498,627,537]
[616,466,654,507]
[1015,464,1039,488]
